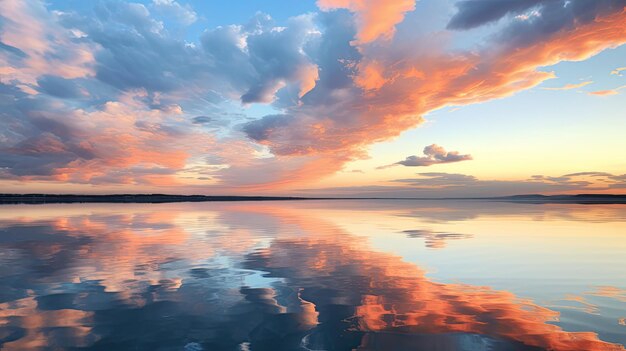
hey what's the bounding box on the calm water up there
[0,200,625,351]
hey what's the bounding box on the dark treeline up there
[1,193,625,205]
[0,194,310,204]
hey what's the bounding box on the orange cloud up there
[611,66,626,75]
[2,1,626,191]
[0,0,95,85]
[543,80,593,90]
[317,0,416,43]
[243,7,626,189]
[589,89,620,96]
[588,84,626,96]
[1,93,214,185]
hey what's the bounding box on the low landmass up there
[1,193,626,205]
[487,194,626,204]
[0,194,310,204]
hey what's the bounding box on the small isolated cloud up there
[380,144,472,169]
[589,90,619,96]
[542,81,592,91]
[192,116,212,125]
[152,0,197,25]
[611,67,626,76]
[588,85,626,96]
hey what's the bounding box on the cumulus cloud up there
[0,79,212,185]
[0,1,327,186]
[380,144,472,168]
[243,0,626,173]
[237,14,320,103]
[1,0,626,191]
[152,0,197,25]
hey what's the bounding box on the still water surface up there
[0,200,625,350]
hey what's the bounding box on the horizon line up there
[1,193,626,205]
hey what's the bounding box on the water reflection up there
[0,201,624,350]
[402,229,473,248]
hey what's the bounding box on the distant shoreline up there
[0,194,311,205]
[1,194,626,205]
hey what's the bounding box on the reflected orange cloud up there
[230,203,625,350]
[0,202,625,350]
[0,298,95,350]
[589,286,626,303]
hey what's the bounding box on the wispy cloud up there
[542,81,592,91]
[588,85,626,96]
[611,67,626,76]
[297,171,626,198]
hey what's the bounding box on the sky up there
[0,0,625,197]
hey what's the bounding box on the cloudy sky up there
[1,0,625,197]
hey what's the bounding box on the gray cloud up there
[241,10,364,154]
[0,41,27,59]
[449,0,626,48]
[192,116,212,125]
[152,0,197,25]
[0,2,330,182]
[381,144,472,168]
[240,14,320,104]
[36,75,83,98]
[447,0,544,30]
[242,114,293,142]
[55,2,320,104]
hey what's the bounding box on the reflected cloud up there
[392,201,626,223]
[402,229,473,249]
[0,202,624,350]
[588,287,626,303]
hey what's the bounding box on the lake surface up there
[0,200,624,351]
